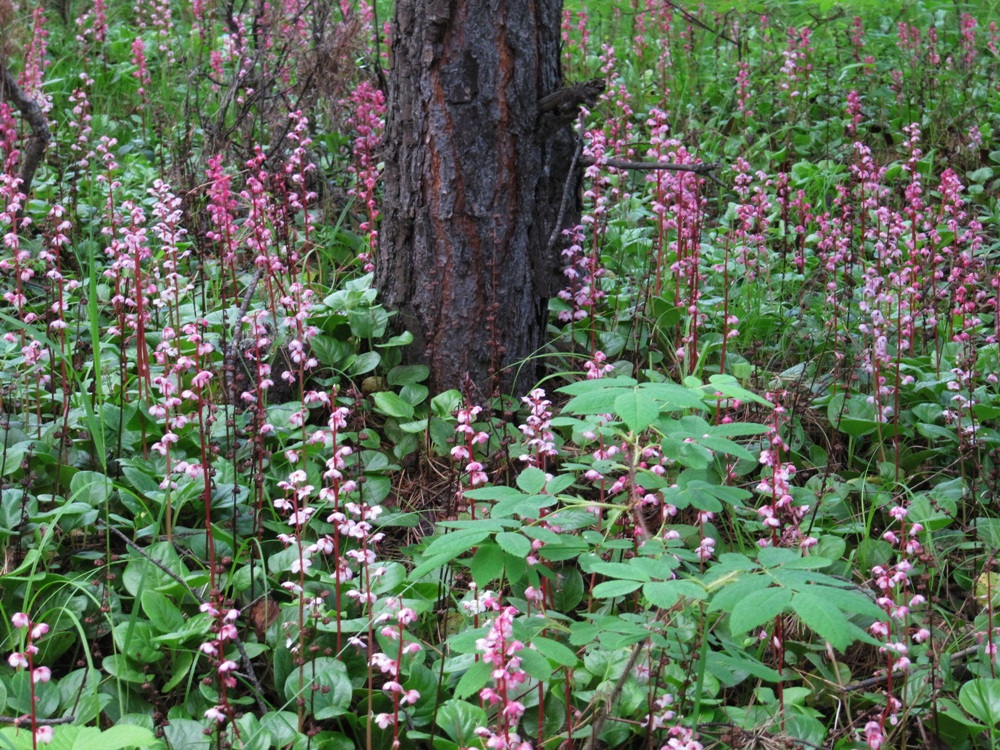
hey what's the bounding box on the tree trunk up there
[378,0,577,398]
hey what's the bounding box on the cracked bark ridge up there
[0,60,51,197]
[378,0,578,398]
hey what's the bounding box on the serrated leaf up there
[791,591,867,651]
[614,389,660,432]
[643,580,706,608]
[533,637,579,667]
[495,531,532,558]
[516,467,548,494]
[519,647,553,681]
[454,660,491,700]
[563,388,627,416]
[730,587,791,635]
[592,579,642,598]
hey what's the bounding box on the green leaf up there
[283,658,351,719]
[470,543,505,587]
[705,374,773,406]
[388,364,430,386]
[495,531,532,558]
[421,528,492,560]
[614,389,660,433]
[491,493,557,519]
[643,580,707,608]
[592,579,642,598]
[373,391,415,419]
[436,700,488,746]
[454,660,491,700]
[641,382,709,410]
[791,591,867,651]
[709,574,770,613]
[70,470,113,506]
[0,725,159,750]
[533,637,580,668]
[563,388,626,417]
[347,350,380,376]
[960,678,1000,727]
[729,587,791,635]
[140,590,185,633]
[518,647,554,681]
[516,467,548,494]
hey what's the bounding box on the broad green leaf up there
[791,591,868,651]
[643,580,707,608]
[140,590,185,633]
[614,389,660,432]
[470,543,505,586]
[0,725,158,750]
[347,350,380,376]
[592,579,643,598]
[373,391,415,419]
[283,658,351,719]
[730,587,791,635]
[421,528,492,559]
[454,660,491,700]
[436,700,488,746]
[960,678,1000,727]
[563,388,627,416]
[705,375,773,406]
[495,531,532,558]
[533,637,580,667]
[516,467,548,494]
[590,561,650,582]
[388,364,430,386]
[557,376,637,395]
[491,493,558,519]
[641,382,708,410]
[70,470,114,506]
[519,647,554,681]
[708,574,770,613]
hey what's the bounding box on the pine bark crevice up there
[378,0,576,397]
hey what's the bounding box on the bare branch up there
[0,60,51,196]
[100,524,270,715]
[0,715,76,726]
[581,156,725,187]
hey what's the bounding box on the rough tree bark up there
[377,0,582,398]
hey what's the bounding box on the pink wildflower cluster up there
[20,7,52,113]
[372,597,423,749]
[67,74,95,179]
[131,37,151,105]
[734,62,752,119]
[557,127,609,325]
[7,613,53,745]
[755,395,813,551]
[660,725,704,750]
[199,601,241,724]
[346,82,386,272]
[779,26,813,100]
[453,402,490,517]
[75,0,108,48]
[863,501,926,749]
[518,389,557,468]
[475,605,532,750]
[560,9,590,77]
